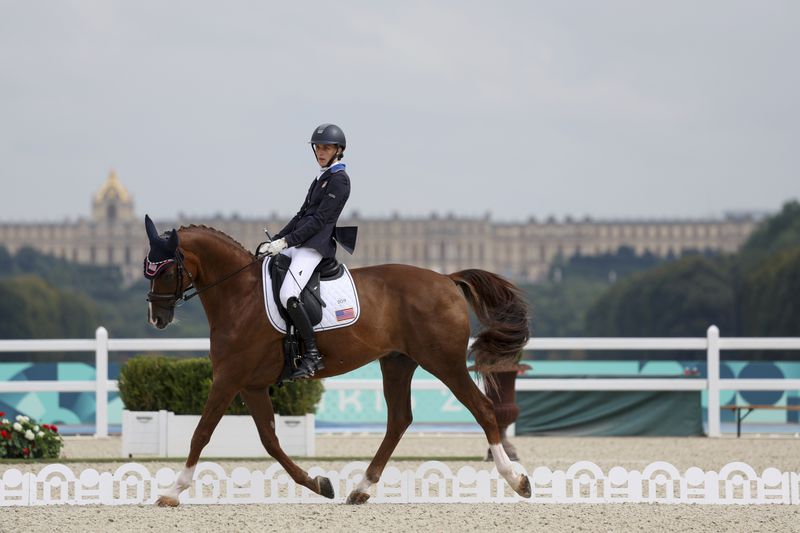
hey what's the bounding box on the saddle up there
[268,253,345,327]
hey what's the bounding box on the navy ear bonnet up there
[144,214,180,279]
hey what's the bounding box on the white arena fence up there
[1,461,799,506]
[1,326,800,438]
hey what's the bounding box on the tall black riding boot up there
[285,297,325,380]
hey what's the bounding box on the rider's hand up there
[264,238,288,256]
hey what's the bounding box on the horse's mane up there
[178,224,254,258]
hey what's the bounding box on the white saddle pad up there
[262,257,361,334]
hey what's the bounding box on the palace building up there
[0,172,759,284]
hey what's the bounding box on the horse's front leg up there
[156,379,239,507]
[346,353,417,504]
[240,387,334,499]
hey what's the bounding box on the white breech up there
[278,246,323,308]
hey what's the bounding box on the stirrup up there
[289,351,324,380]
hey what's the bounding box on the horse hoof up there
[315,476,335,499]
[156,495,180,507]
[345,491,370,505]
[516,475,532,498]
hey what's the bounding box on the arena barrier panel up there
[3,326,800,438]
[1,461,798,506]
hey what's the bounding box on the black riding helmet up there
[309,123,346,165]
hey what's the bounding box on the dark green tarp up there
[515,390,703,436]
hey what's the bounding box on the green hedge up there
[118,356,324,416]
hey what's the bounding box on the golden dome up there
[94,169,131,203]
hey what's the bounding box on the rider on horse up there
[258,123,351,380]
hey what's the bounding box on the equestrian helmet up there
[309,123,346,150]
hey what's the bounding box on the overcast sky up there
[1,1,798,223]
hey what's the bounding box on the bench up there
[721,405,800,437]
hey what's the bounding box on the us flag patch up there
[335,308,355,321]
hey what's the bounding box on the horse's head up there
[143,214,188,329]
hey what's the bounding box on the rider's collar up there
[318,161,346,178]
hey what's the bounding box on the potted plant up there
[118,356,323,458]
[0,412,63,459]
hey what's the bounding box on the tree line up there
[1,201,798,361]
[585,201,800,340]
[0,247,207,361]
[519,201,799,359]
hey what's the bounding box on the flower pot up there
[121,410,315,458]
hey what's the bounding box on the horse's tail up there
[448,269,530,379]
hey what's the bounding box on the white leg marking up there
[490,443,515,482]
[355,476,372,493]
[163,464,196,500]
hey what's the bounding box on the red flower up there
[22,447,30,456]
[0,411,5,417]
[42,424,51,431]
[0,429,9,439]
[51,425,58,433]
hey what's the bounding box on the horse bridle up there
[145,249,260,308]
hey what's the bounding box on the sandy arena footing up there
[2,434,800,532]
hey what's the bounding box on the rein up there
[146,250,261,306]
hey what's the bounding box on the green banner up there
[516,390,703,436]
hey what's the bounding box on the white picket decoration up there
[1,461,798,506]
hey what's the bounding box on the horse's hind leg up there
[156,379,239,507]
[346,352,418,504]
[423,361,531,498]
[240,387,334,499]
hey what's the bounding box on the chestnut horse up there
[144,219,531,505]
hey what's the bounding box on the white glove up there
[256,241,270,256]
[264,238,288,257]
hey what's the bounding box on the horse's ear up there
[166,228,179,252]
[145,215,161,247]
